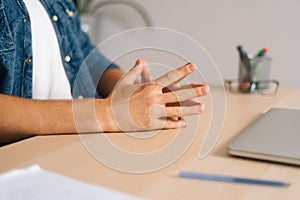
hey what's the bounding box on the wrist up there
[95,98,121,132]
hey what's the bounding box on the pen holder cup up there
[237,56,275,94]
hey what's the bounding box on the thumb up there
[121,59,144,85]
[140,60,152,83]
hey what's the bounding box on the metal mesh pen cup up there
[238,57,272,93]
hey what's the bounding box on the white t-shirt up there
[23,0,72,99]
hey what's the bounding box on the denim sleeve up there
[71,5,120,97]
[73,10,119,71]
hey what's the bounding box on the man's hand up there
[99,60,209,132]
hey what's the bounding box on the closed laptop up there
[228,108,300,166]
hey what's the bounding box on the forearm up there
[97,68,124,97]
[0,94,74,143]
[0,94,114,144]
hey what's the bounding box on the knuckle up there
[173,91,184,102]
[144,82,161,91]
[167,107,181,117]
[165,71,177,82]
[174,107,182,117]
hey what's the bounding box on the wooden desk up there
[1,87,300,199]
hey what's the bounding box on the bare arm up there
[0,95,75,144]
[97,68,124,97]
[0,67,124,144]
[0,94,116,145]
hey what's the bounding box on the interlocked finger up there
[163,105,204,118]
[162,119,187,129]
[162,85,209,103]
[155,63,196,87]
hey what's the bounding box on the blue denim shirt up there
[0,0,118,98]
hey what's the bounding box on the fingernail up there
[134,59,142,68]
[197,104,205,113]
[179,121,187,127]
[188,63,196,72]
[201,85,209,94]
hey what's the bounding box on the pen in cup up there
[252,47,269,89]
[237,45,251,75]
[256,47,268,57]
[236,45,271,92]
[237,45,252,91]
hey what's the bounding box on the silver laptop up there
[228,108,300,166]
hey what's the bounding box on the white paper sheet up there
[0,165,143,200]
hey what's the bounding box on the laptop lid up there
[228,108,300,166]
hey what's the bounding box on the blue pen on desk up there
[178,171,289,187]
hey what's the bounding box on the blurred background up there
[76,0,300,89]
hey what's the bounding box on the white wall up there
[93,0,300,89]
